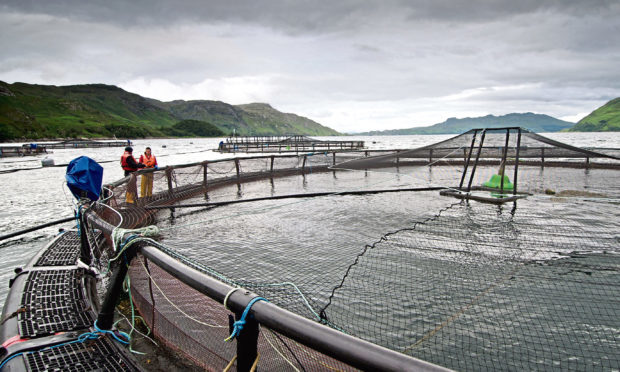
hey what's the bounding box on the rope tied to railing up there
[111,225,160,252]
[225,297,269,342]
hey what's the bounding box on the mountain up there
[152,100,339,136]
[568,98,620,132]
[356,113,574,135]
[0,81,339,140]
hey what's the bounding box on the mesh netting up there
[89,131,620,371]
[339,128,620,171]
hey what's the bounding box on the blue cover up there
[65,156,104,201]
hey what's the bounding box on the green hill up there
[163,119,224,137]
[0,81,340,140]
[356,113,574,135]
[568,98,620,132]
[153,100,339,136]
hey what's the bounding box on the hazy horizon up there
[2,1,619,132]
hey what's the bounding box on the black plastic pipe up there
[144,187,447,210]
[0,216,74,242]
[140,245,449,372]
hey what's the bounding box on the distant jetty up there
[0,139,129,157]
[218,135,364,153]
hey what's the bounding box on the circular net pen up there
[87,128,620,371]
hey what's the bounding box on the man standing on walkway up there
[138,147,157,197]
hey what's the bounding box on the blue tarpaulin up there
[65,156,104,201]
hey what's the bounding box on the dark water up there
[155,165,620,370]
[0,133,619,370]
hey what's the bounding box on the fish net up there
[88,129,620,371]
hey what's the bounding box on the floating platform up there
[440,188,528,204]
[0,145,47,158]
[0,230,142,371]
[0,140,129,158]
[218,135,365,153]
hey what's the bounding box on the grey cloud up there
[3,0,619,33]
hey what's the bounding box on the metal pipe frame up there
[140,245,448,372]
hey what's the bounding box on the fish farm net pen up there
[78,128,620,371]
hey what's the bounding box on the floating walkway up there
[219,135,365,153]
[0,231,142,371]
[0,140,129,158]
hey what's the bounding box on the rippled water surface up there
[0,132,618,312]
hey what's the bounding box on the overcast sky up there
[1,1,619,132]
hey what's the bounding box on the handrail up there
[140,245,449,372]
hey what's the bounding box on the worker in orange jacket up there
[139,147,158,197]
[120,146,145,203]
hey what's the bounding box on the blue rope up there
[0,324,128,369]
[225,297,269,342]
[74,208,81,236]
[94,320,131,345]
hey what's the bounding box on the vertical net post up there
[302,155,307,173]
[165,167,173,195]
[467,129,487,192]
[79,210,92,265]
[235,159,241,184]
[459,130,479,190]
[203,161,209,200]
[97,245,138,329]
[165,167,175,215]
[429,149,433,165]
[333,152,336,165]
[513,128,522,195]
[500,128,510,193]
[541,147,545,166]
[270,156,275,173]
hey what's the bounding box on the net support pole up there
[332,151,336,165]
[270,155,275,173]
[513,128,522,195]
[467,129,487,192]
[165,167,175,215]
[302,155,307,173]
[165,167,173,194]
[429,149,433,165]
[96,242,139,330]
[500,129,510,194]
[202,161,208,200]
[79,209,92,266]
[459,130,478,190]
[235,311,259,372]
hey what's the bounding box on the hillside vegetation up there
[0,81,339,140]
[357,113,574,135]
[568,98,620,132]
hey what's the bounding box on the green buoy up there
[483,174,514,190]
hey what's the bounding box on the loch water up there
[0,132,619,312]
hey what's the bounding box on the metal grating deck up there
[18,270,93,338]
[34,231,81,266]
[25,336,137,371]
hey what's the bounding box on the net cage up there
[84,128,620,371]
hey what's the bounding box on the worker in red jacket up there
[138,147,158,197]
[120,146,144,203]
[120,146,145,176]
